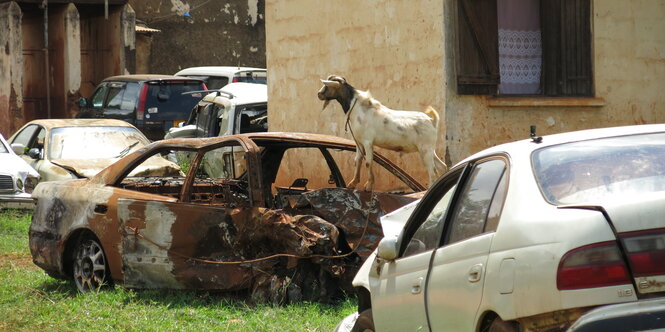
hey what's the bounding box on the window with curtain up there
[456,0,592,97]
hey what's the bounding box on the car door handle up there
[411,277,424,294]
[468,264,483,283]
[94,204,108,214]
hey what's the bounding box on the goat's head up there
[317,75,350,111]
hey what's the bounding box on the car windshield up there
[533,132,665,205]
[49,126,148,160]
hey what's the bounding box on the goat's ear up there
[321,79,341,89]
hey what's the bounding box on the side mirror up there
[78,97,89,108]
[11,143,26,155]
[376,236,399,260]
[27,148,41,160]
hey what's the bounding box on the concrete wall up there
[265,0,665,186]
[129,0,266,74]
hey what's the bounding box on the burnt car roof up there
[101,74,204,83]
[158,132,361,149]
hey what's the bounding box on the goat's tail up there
[424,106,439,127]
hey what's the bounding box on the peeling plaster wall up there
[0,2,23,137]
[265,0,664,183]
[265,0,446,185]
[129,0,266,74]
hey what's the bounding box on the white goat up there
[317,75,447,190]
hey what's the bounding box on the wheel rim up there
[73,239,107,292]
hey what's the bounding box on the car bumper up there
[567,298,665,332]
[0,193,35,210]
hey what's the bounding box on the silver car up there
[0,133,39,209]
[338,124,665,332]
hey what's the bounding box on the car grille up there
[0,174,14,190]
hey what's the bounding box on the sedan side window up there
[445,159,507,245]
[403,184,457,256]
[401,169,462,257]
[11,125,39,147]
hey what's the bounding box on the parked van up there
[174,66,267,90]
[77,75,207,141]
[165,83,267,139]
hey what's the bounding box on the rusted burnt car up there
[29,132,423,303]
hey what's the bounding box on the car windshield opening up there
[532,132,665,205]
[49,126,148,160]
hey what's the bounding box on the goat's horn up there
[321,99,331,111]
[321,79,341,88]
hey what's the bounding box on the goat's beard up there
[321,99,331,111]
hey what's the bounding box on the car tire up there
[352,309,375,332]
[72,236,110,293]
[488,316,521,332]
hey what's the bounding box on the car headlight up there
[24,176,39,193]
[16,178,23,191]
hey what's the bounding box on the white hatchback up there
[337,124,665,332]
[174,66,266,90]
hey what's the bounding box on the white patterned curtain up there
[498,0,542,94]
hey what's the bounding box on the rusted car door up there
[115,138,261,290]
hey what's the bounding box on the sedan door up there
[370,168,462,331]
[370,157,508,331]
[426,158,508,331]
[113,140,257,290]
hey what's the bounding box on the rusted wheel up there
[72,237,109,293]
[352,309,375,332]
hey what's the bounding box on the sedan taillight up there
[621,229,665,277]
[557,241,631,290]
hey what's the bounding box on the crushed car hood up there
[51,157,181,178]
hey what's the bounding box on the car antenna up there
[530,125,543,143]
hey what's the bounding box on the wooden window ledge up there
[487,97,605,108]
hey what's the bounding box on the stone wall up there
[129,0,266,74]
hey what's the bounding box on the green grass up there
[0,209,355,331]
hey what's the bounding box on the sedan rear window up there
[533,133,665,205]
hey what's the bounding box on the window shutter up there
[541,0,592,96]
[456,0,500,95]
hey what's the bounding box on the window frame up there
[397,155,510,258]
[456,0,593,97]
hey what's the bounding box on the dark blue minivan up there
[78,75,207,141]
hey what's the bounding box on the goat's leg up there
[363,143,375,192]
[433,152,448,175]
[347,149,363,189]
[420,150,439,187]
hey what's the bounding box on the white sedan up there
[0,133,39,208]
[338,124,665,332]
